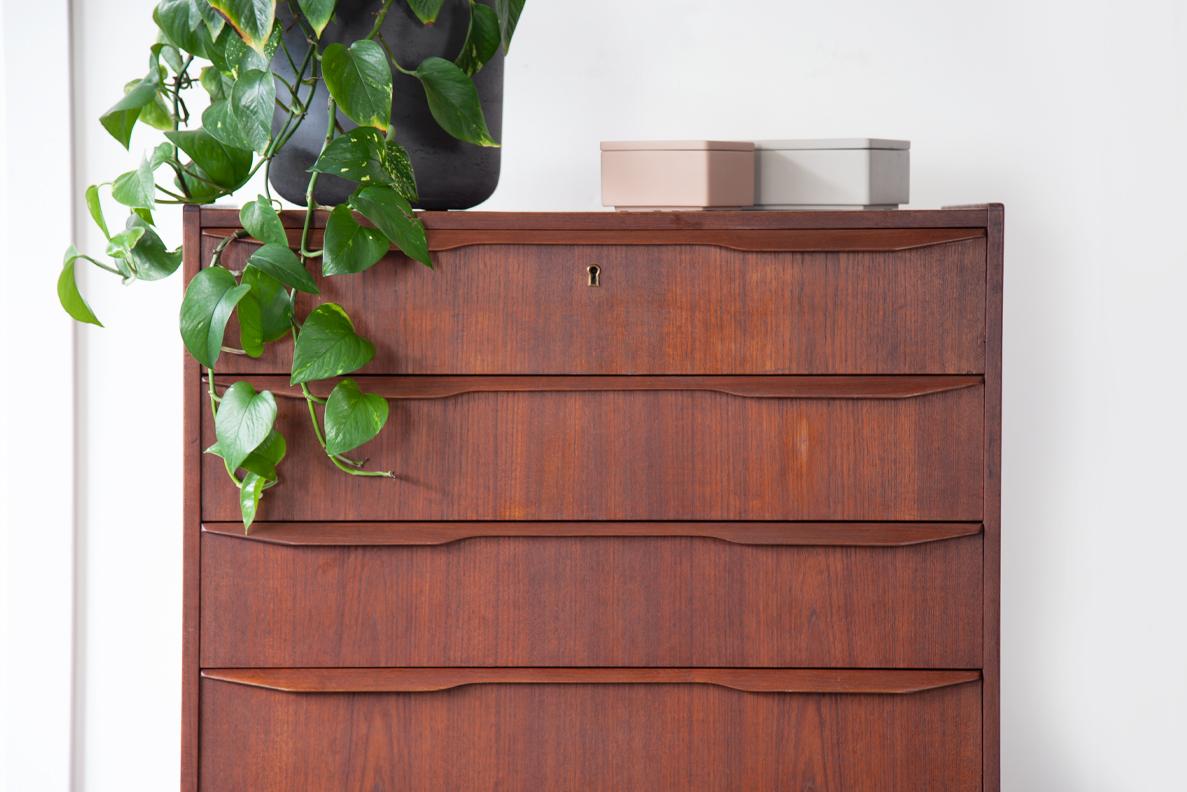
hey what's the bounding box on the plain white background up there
[2,0,1186,790]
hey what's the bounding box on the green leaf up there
[125,215,182,281]
[134,83,175,131]
[100,71,161,149]
[310,127,388,183]
[297,0,336,36]
[165,128,252,190]
[239,428,286,479]
[241,268,293,342]
[111,157,156,210]
[237,290,264,357]
[208,21,280,76]
[321,204,389,276]
[105,226,146,267]
[179,266,250,368]
[154,0,216,56]
[406,0,445,24]
[246,243,319,294]
[208,0,276,53]
[456,2,500,76]
[413,56,497,147]
[200,66,232,100]
[240,196,287,246]
[201,69,275,154]
[153,40,185,73]
[324,378,389,455]
[349,186,431,268]
[215,381,278,470]
[85,185,110,239]
[494,0,524,54]
[322,40,392,132]
[58,247,103,326]
[381,141,418,201]
[290,303,374,385]
[238,472,265,530]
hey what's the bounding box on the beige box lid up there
[600,140,754,152]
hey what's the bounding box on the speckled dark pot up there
[269,0,503,209]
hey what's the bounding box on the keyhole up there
[587,265,601,287]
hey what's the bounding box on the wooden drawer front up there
[201,377,983,521]
[200,524,982,668]
[208,231,987,375]
[198,670,982,791]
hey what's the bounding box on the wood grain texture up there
[208,234,987,376]
[180,205,201,792]
[200,668,981,694]
[201,379,985,521]
[198,205,993,230]
[198,676,982,791]
[201,520,982,546]
[983,203,1004,789]
[200,531,982,667]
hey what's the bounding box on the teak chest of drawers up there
[182,205,1003,791]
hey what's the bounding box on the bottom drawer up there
[199,669,981,791]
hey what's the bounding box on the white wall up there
[4,0,1184,789]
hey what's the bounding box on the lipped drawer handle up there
[201,668,981,696]
[213,375,983,402]
[202,521,983,548]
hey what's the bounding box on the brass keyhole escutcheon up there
[587,265,601,287]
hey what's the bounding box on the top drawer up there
[209,228,987,375]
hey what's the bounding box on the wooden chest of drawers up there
[182,205,1003,791]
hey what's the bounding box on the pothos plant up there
[57,0,524,531]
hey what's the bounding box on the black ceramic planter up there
[270,0,504,209]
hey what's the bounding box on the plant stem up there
[367,0,397,40]
[205,369,242,487]
[170,56,194,199]
[300,93,337,259]
[210,230,247,269]
[297,381,393,477]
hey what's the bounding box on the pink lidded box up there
[600,140,755,210]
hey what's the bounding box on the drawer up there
[200,522,983,668]
[198,669,982,791]
[201,376,984,521]
[207,229,987,375]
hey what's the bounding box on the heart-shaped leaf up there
[100,70,162,149]
[208,0,276,53]
[494,0,524,54]
[322,40,392,132]
[111,156,156,210]
[236,290,264,357]
[238,471,265,530]
[215,381,278,470]
[58,247,103,326]
[239,429,287,479]
[179,266,250,368]
[165,128,252,190]
[202,70,275,153]
[406,0,444,24]
[241,268,294,342]
[125,215,182,281]
[297,0,336,36]
[239,195,288,246]
[349,186,431,268]
[324,378,389,455]
[322,204,389,276]
[153,0,219,56]
[290,303,374,385]
[413,57,497,147]
[456,2,500,76]
[246,243,319,293]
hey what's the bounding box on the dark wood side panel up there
[208,235,986,375]
[983,203,1005,789]
[200,530,983,668]
[180,205,201,792]
[198,676,983,791]
[201,379,985,521]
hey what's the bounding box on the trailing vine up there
[58,0,525,530]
